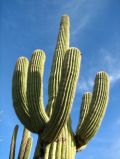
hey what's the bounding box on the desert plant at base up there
[12,15,110,159]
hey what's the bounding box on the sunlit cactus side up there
[9,125,18,159]
[18,128,31,159]
[12,15,110,159]
[9,125,32,159]
[23,138,32,159]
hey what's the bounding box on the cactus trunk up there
[34,121,76,159]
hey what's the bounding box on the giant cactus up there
[12,15,110,159]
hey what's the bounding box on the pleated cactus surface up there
[12,15,110,159]
[9,125,32,159]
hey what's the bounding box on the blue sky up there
[0,0,120,158]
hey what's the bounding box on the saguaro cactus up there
[12,15,110,159]
[9,125,32,159]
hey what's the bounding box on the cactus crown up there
[12,15,110,159]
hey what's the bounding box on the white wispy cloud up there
[60,0,110,35]
[0,110,4,114]
[95,138,120,159]
[103,138,120,159]
[110,72,120,83]
[77,45,120,93]
[0,110,3,122]
[72,15,90,35]
[86,119,120,159]
[0,136,3,143]
[116,118,120,126]
[99,47,120,85]
[77,78,94,93]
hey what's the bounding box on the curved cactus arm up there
[46,15,70,117]
[27,50,49,130]
[18,128,31,159]
[9,125,19,159]
[76,92,92,136]
[41,48,81,143]
[12,57,32,131]
[23,137,33,159]
[75,71,110,150]
[75,92,92,151]
[27,50,49,133]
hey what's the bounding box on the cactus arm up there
[46,15,70,117]
[76,92,92,139]
[75,71,110,150]
[75,92,92,151]
[23,137,33,159]
[78,92,92,129]
[12,58,33,131]
[9,125,19,159]
[41,48,81,143]
[18,128,30,159]
[27,50,49,132]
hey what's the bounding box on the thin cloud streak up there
[77,46,120,93]
[0,136,3,143]
[72,15,90,35]
[100,48,120,85]
[116,118,120,126]
[60,0,110,36]
[77,78,94,93]
[0,110,4,114]
[110,72,120,84]
[88,120,120,159]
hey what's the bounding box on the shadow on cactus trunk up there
[10,15,110,159]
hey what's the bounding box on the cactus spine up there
[9,125,32,159]
[12,15,110,159]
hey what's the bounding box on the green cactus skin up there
[9,126,32,159]
[18,128,31,159]
[9,125,18,159]
[12,58,33,131]
[27,50,49,132]
[75,92,92,151]
[12,15,110,159]
[23,137,33,159]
